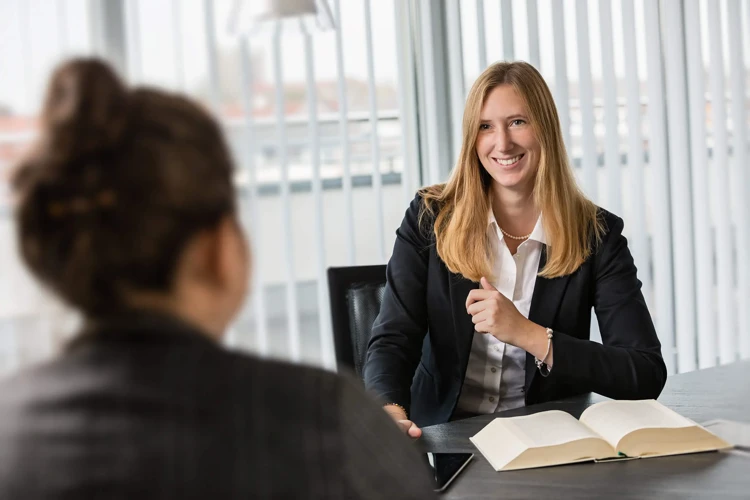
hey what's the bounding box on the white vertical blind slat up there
[302,29,333,370]
[238,37,269,356]
[125,0,142,82]
[683,0,715,369]
[551,0,571,151]
[727,0,750,360]
[171,0,185,90]
[574,0,598,201]
[526,0,540,68]
[643,0,676,374]
[57,0,69,55]
[706,0,735,365]
[663,0,698,372]
[476,0,487,70]
[271,28,301,362]
[621,0,651,307]
[501,0,514,60]
[599,0,621,215]
[332,0,356,265]
[363,0,386,262]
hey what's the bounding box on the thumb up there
[397,419,422,439]
[480,277,497,291]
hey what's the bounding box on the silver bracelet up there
[534,328,554,376]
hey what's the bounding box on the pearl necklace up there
[499,226,532,240]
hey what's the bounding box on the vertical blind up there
[449,0,750,374]
[0,0,748,377]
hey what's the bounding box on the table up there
[420,360,750,499]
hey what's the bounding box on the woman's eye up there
[511,119,526,126]
[479,124,491,130]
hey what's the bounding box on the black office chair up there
[327,265,387,379]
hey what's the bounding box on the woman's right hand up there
[383,404,422,439]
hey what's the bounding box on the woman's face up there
[475,84,541,197]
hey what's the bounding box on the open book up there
[470,399,732,472]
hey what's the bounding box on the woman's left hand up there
[466,277,530,345]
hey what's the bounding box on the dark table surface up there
[419,360,750,499]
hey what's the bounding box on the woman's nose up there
[494,129,513,153]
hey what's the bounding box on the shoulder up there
[227,350,344,403]
[593,207,626,249]
[590,207,630,265]
[397,189,440,246]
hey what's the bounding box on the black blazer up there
[364,194,667,428]
[0,310,435,499]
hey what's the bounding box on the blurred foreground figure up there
[0,58,435,500]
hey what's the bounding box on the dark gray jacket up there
[0,310,435,499]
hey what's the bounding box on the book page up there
[470,411,614,471]
[503,410,604,448]
[579,400,694,449]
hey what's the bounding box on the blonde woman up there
[364,61,666,437]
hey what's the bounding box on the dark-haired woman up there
[0,58,435,499]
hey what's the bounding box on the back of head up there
[13,58,236,316]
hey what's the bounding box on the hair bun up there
[42,58,130,161]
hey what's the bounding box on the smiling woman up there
[364,61,667,436]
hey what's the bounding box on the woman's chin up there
[491,174,530,192]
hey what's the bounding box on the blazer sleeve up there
[543,214,668,400]
[338,372,437,499]
[363,194,431,414]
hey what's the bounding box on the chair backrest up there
[327,265,387,379]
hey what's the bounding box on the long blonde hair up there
[420,61,602,280]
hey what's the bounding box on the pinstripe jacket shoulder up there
[0,310,435,499]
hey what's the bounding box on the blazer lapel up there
[525,245,572,391]
[448,273,478,378]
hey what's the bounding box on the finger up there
[467,299,490,316]
[465,289,492,309]
[474,320,490,333]
[407,422,422,439]
[471,309,490,325]
[480,277,498,291]
[396,420,413,434]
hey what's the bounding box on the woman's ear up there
[213,215,250,309]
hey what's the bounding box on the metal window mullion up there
[621,0,651,307]
[417,0,447,184]
[239,37,269,356]
[707,0,735,365]
[683,0,714,369]
[302,29,333,370]
[272,29,301,362]
[551,0,571,151]
[333,0,356,265]
[599,0,621,215]
[501,0,514,60]
[203,0,221,113]
[394,0,420,205]
[575,0,598,201]
[446,0,465,165]
[727,0,750,360]
[526,0,540,68]
[643,0,676,374]
[476,0,487,70]
[89,0,128,74]
[363,0,386,262]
